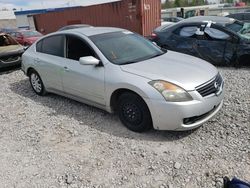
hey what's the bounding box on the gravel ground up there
[0,67,249,188]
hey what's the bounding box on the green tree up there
[162,0,175,8]
[174,0,181,7]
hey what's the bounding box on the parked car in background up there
[58,24,92,31]
[161,17,184,26]
[226,12,250,23]
[22,27,224,132]
[151,16,250,66]
[8,30,43,46]
[0,33,24,69]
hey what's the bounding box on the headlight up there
[149,80,193,102]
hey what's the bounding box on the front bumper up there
[144,88,224,131]
[0,56,22,69]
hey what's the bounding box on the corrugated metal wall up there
[141,0,161,36]
[34,0,160,36]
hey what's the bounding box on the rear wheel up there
[117,92,152,132]
[29,70,46,96]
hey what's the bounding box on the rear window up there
[36,35,64,57]
[0,35,18,46]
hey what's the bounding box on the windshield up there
[90,31,164,65]
[22,30,43,37]
[0,35,18,47]
[225,21,250,40]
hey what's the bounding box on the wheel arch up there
[26,67,36,76]
[109,87,150,113]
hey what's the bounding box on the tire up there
[29,70,46,96]
[117,92,152,132]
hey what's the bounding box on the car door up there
[168,25,199,57]
[35,35,65,91]
[195,26,233,65]
[62,34,105,105]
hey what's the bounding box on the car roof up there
[155,16,238,32]
[58,24,91,31]
[227,12,250,15]
[181,16,235,25]
[59,27,126,36]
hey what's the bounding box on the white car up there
[21,27,224,132]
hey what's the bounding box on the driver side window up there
[66,35,96,61]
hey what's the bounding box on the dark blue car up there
[151,16,250,67]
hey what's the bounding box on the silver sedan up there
[21,27,224,132]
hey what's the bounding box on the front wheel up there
[29,70,46,96]
[117,93,152,132]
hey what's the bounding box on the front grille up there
[196,74,223,97]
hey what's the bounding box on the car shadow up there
[0,66,20,75]
[9,79,196,142]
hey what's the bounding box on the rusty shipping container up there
[34,0,161,36]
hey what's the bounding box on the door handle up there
[64,66,70,72]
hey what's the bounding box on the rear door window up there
[36,35,64,57]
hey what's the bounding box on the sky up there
[0,0,166,11]
[0,0,115,10]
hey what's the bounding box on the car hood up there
[0,45,24,57]
[120,51,218,91]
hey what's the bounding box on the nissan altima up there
[21,27,224,132]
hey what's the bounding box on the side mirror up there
[79,56,100,66]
